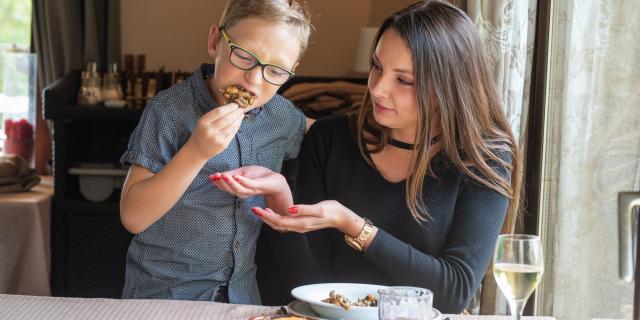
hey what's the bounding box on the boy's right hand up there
[185,103,244,161]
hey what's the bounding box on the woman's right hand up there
[185,103,244,161]
[252,200,361,235]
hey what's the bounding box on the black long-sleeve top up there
[256,115,510,313]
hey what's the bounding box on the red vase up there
[3,138,34,164]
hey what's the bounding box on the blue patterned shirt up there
[120,64,306,304]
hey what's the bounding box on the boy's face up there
[207,18,301,112]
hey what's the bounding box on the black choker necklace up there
[389,138,415,150]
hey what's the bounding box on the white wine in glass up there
[493,234,543,320]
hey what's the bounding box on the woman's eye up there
[371,62,382,71]
[398,78,415,86]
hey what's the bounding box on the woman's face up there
[368,29,419,136]
[208,18,301,111]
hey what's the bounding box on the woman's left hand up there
[252,200,359,234]
[209,165,288,199]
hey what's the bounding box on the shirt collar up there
[190,63,218,112]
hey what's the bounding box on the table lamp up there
[352,27,379,76]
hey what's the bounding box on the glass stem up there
[509,300,525,320]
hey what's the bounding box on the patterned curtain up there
[454,0,537,145]
[536,1,640,319]
[452,0,538,315]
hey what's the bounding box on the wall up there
[121,0,373,77]
[120,1,221,74]
[368,0,416,26]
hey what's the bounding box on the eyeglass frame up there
[220,28,296,86]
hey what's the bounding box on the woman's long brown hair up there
[354,0,521,233]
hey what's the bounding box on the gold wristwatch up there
[344,218,374,252]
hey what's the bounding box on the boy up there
[119,0,312,304]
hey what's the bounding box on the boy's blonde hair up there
[219,0,313,57]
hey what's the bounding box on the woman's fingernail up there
[233,175,240,180]
[208,175,216,182]
[252,207,263,217]
[222,175,229,181]
[288,206,298,214]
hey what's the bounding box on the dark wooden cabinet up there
[44,71,138,298]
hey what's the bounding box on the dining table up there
[0,177,53,296]
[0,294,556,320]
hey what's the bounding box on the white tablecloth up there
[0,178,53,296]
[0,294,557,320]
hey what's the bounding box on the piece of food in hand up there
[220,85,256,109]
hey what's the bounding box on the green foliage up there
[0,0,32,94]
[0,0,32,46]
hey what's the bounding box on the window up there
[0,0,34,142]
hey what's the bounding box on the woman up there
[210,0,520,313]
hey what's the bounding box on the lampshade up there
[352,27,379,74]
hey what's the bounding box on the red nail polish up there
[208,175,216,182]
[222,175,229,181]
[252,207,262,217]
[288,206,298,214]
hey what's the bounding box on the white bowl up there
[68,164,128,202]
[291,283,387,320]
[287,299,444,320]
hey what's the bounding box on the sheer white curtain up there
[537,1,640,319]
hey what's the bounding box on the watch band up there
[344,218,374,252]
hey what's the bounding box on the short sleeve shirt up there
[120,64,306,304]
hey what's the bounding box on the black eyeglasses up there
[221,29,295,86]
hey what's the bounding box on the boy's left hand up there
[209,166,288,198]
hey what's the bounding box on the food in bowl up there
[321,290,378,310]
[291,283,386,320]
[221,85,256,108]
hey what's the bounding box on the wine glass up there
[493,234,544,320]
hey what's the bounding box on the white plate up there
[287,299,443,320]
[287,300,326,319]
[291,283,386,320]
